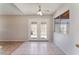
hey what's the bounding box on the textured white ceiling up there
[0,3,63,15]
[0,3,22,15]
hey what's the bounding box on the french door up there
[28,19,48,41]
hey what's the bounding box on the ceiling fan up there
[37,5,49,16]
[37,5,43,16]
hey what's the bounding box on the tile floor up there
[11,42,65,55]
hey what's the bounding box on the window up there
[60,24,67,34]
[40,22,47,39]
[31,22,37,38]
[54,19,69,34]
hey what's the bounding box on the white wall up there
[54,4,79,55]
[54,32,74,54]
[69,4,79,54]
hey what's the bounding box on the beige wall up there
[0,15,53,41]
[0,16,6,41]
[0,16,28,41]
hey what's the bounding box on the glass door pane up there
[40,22,47,39]
[60,24,67,34]
[30,22,37,39]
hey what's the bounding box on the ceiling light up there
[37,11,43,16]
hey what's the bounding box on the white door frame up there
[28,18,49,42]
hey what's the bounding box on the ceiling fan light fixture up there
[37,11,43,16]
[37,5,43,16]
